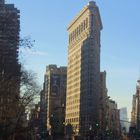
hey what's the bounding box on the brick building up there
[44,65,67,135]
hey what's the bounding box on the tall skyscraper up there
[65,1,103,135]
[44,65,67,134]
[0,0,20,123]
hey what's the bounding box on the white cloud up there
[19,48,47,56]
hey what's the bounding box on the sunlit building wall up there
[65,1,102,135]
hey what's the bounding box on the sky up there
[7,0,140,118]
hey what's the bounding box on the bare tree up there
[0,68,40,140]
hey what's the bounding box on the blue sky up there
[7,0,140,118]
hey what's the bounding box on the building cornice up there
[67,1,102,31]
[67,6,89,31]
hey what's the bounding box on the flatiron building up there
[65,1,103,135]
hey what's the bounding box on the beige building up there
[65,1,103,135]
[44,65,67,133]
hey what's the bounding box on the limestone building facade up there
[65,1,103,135]
[44,65,67,134]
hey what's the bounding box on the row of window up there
[68,70,80,78]
[68,66,80,76]
[68,43,81,55]
[68,57,80,66]
[66,117,79,123]
[68,55,80,65]
[66,99,80,106]
[67,77,80,86]
[67,71,99,86]
[67,94,79,100]
[66,116,97,125]
[67,82,80,91]
[68,63,80,70]
[67,87,80,94]
[68,46,80,58]
[67,71,80,81]
[66,105,80,112]
[69,18,89,43]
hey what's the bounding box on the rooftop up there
[87,1,96,6]
[67,1,103,30]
